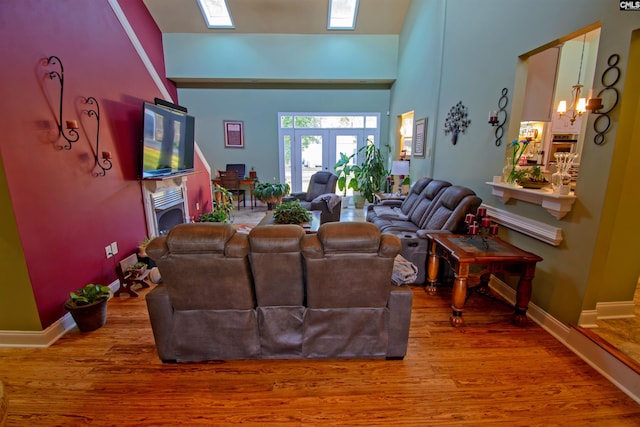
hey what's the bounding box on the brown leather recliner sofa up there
[366,178,482,284]
[145,221,412,362]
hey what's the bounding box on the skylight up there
[328,0,359,30]
[197,0,234,29]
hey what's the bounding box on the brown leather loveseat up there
[145,222,412,362]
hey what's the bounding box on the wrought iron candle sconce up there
[489,88,509,146]
[45,56,79,150]
[83,97,112,177]
[590,53,621,146]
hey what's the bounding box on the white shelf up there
[486,180,576,220]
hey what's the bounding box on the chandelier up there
[557,35,588,125]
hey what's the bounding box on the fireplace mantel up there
[141,176,191,237]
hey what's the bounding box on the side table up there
[425,233,543,327]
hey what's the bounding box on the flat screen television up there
[140,101,195,179]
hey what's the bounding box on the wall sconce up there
[45,56,79,150]
[490,88,509,146]
[83,97,112,177]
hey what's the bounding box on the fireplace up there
[141,176,191,237]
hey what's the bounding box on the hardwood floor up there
[1,283,639,426]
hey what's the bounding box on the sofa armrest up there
[283,193,306,202]
[386,285,413,359]
[145,285,176,362]
[416,229,453,239]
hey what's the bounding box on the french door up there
[279,113,380,193]
[284,130,365,193]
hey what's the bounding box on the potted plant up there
[198,185,234,223]
[354,142,390,204]
[138,236,153,258]
[212,183,232,206]
[253,180,291,210]
[64,283,112,332]
[334,152,359,208]
[515,165,550,189]
[273,200,312,224]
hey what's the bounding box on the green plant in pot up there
[334,152,360,208]
[273,200,312,224]
[199,186,234,223]
[351,142,390,207]
[138,236,153,258]
[514,165,550,189]
[64,283,111,332]
[253,180,291,210]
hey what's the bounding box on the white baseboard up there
[595,300,635,319]
[0,281,119,348]
[578,300,636,328]
[489,276,640,404]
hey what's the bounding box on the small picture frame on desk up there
[223,120,244,148]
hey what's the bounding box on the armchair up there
[301,222,412,359]
[284,171,341,224]
[145,223,259,362]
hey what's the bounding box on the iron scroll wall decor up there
[492,88,509,147]
[45,56,80,150]
[83,97,112,177]
[592,54,621,146]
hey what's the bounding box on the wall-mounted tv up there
[140,101,195,179]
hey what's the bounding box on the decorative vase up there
[502,158,515,183]
[551,152,577,195]
[551,170,572,195]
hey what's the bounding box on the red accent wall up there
[0,0,211,329]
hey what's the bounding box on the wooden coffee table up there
[425,233,543,327]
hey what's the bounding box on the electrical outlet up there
[105,245,113,259]
[111,242,118,255]
[196,202,200,210]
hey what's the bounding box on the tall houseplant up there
[355,142,390,203]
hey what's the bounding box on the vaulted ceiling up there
[143,0,411,35]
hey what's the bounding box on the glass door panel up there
[292,130,328,193]
[332,131,363,195]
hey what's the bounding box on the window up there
[196,0,234,28]
[328,0,359,30]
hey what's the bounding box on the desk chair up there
[220,170,247,209]
[226,163,246,179]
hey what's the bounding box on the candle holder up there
[44,55,79,150]
[463,207,499,249]
[83,97,112,177]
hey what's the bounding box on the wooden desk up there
[426,233,543,327]
[212,177,257,208]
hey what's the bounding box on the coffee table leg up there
[513,262,535,326]
[450,263,469,327]
[426,239,439,296]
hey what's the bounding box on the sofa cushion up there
[249,225,306,307]
[420,185,482,232]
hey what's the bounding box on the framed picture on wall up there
[413,117,427,158]
[223,120,244,148]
